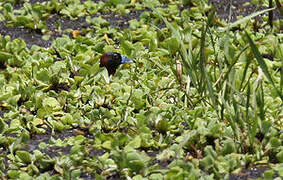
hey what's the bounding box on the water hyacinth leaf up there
[200,155,214,170]
[156,119,169,134]
[102,140,112,150]
[36,69,51,83]
[72,135,86,145]
[276,151,283,163]
[3,3,13,13]
[71,169,81,179]
[129,159,146,174]
[263,170,275,180]
[15,16,30,26]
[16,151,32,164]
[8,94,21,106]
[89,17,109,27]
[42,97,60,109]
[204,146,217,159]
[0,51,12,61]
[51,61,67,74]
[9,119,21,129]
[270,137,281,148]
[105,0,130,6]
[28,164,40,175]
[132,89,146,110]
[125,136,141,149]
[61,113,77,125]
[74,76,84,84]
[121,40,134,56]
[127,151,149,173]
[149,173,163,180]
[7,170,20,179]
[49,120,65,131]
[222,140,237,155]
[0,119,6,133]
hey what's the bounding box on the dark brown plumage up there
[100,52,135,75]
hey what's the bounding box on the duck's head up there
[100,52,135,75]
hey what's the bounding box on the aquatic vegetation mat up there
[0,0,282,179]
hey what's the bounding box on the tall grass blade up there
[223,45,249,90]
[257,84,265,120]
[199,25,206,93]
[221,91,239,140]
[239,53,251,91]
[221,7,275,31]
[232,95,244,129]
[245,84,253,150]
[278,44,283,90]
[281,58,283,91]
[199,21,217,107]
[245,32,283,101]
[268,0,273,28]
[274,0,283,15]
[250,78,261,150]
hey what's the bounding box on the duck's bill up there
[121,55,136,64]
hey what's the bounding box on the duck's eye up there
[113,53,119,59]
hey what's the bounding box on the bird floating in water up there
[100,52,135,75]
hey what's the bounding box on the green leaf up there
[102,140,112,150]
[264,169,275,180]
[16,151,32,163]
[156,119,169,134]
[0,51,12,61]
[149,173,163,180]
[7,170,20,179]
[19,172,33,180]
[222,140,236,155]
[127,151,148,173]
[270,137,281,148]
[61,113,76,125]
[106,0,130,6]
[200,155,214,170]
[42,97,60,108]
[37,69,51,82]
[276,150,283,163]
[161,37,180,54]
[89,17,109,27]
[126,136,141,149]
